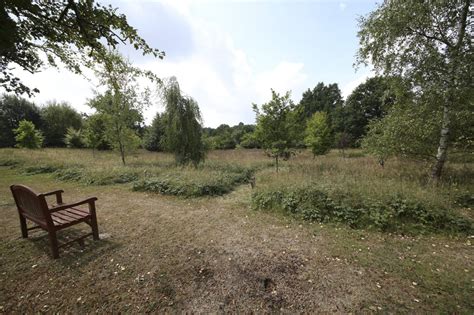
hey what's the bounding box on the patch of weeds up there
[133,167,252,197]
[455,193,474,208]
[83,171,139,185]
[23,164,62,175]
[252,185,473,234]
[0,158,22,167]
[54,168,140,186]
[54,168,84,181]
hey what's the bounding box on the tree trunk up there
[119,141,126,165]
[275,155,279,173]
[431,105,450,180]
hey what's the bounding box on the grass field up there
[0,148,472,312]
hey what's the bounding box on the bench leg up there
[91,216,99,241]
[19,216,28,238]
[90,203,99,241]
[48,231,59,259]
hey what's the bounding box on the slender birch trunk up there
[431,105,450,180]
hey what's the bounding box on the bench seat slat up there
[52,209,90,226]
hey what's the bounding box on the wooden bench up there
[10,184,99,259]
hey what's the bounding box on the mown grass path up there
[0,167,472,313]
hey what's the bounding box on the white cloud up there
[5,0,309,127]
[339,2,347,11]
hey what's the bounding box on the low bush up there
[252,185,473,234]
[53,168,139,185]
[133,167,252,197]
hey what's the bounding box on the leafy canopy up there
[0,94,42,148]
[253,90,296,171]
[90,51,149,164]
[341,76,396,145]
[83,113,110,151]
[40,101,82,147]
[1,0,164,96]
[357,0,473,178]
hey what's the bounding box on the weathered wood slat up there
[67,207,90,216]
[59,210,83,220]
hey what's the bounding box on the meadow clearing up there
[0,148,472,312]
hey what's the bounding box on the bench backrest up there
[10,185,49,225]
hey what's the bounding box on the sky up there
[10,0,378,128]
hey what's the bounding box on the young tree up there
[40,102,82,147]
[357,0,473,180]
[14,120,43,149]
[253,90,296,172]
[0,94,42,147]
[305,112,333,157]
[91,52,150,165]
[64,127,85,148]
[1,1,164,96]
[161,78,206,166]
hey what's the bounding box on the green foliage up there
[143,113,165,151]
[0,94,42,148]
[362,101,441,163]
[293,83,343,142]
[334,132,352,156]
[40,102,82,147]
[83,113,110,151]
[162,77,206,166]
[203,123,257,150]
[64,127,84,148]
[13,120,43,149]
[53,167,139,185]
[23,164,61,175]
[1,1,164,96]
[304,112,333,156]
[239,132,260,149]
[252,186,473,234]
[253,90,296,171]
[338,77,396,145]
[357,0,473,179]
[91,52,149,164]
[133,167,251,197]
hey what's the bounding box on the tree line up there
[1,0,472,180]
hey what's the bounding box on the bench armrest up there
[49,197,98,213]
[41,189,64,204]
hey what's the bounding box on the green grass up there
[0,147,472,233]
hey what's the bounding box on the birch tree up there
[357,0,473,180]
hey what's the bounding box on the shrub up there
[64,127,85,148]
[251,185,473,234]
[133,166,252,197]
[14,120,43,149]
